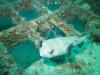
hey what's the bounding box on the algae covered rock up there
[83,0,100,16]
[86,20,100,42]
[81,3,91,10]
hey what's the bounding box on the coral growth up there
[0,0,100,75]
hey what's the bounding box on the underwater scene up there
[0,0,100,75]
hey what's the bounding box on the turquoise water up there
[44,26,65,39]
[0,17,15,31]
[0,1,89,68]
[0,0,100,75]
[10,40,41,69]
[67,17,86,32]
[19,9,39,21]
[45,3,61,11]
[44,0,61,11]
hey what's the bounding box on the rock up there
[74,0,84,5]
[83,0,100,16]
[92,29,100,42]
[85,20,100,42]
[39,35,89,58]
[81,3,91,10]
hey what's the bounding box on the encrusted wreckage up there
[0,0,100,75]
[0,0,99,48]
